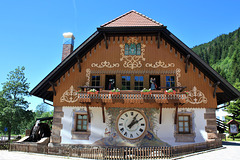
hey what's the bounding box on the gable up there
[30,12,240,104]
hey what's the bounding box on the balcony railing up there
[78,90,187,104]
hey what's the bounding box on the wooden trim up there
[159,104,162,124]
[102,103,105,123]
[213,81,220,98]
[77,56,82,72]
[49,81,56,96]
[174,103,179,124]
[86,103,91,123]
[103,33,108,49]
[184,54,190,73]
[157,32,161,49]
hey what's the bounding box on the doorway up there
[149,75,160,90]
[105,75,116,90]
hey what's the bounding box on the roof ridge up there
[101,10,163,27]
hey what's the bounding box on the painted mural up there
[92,107,170,147]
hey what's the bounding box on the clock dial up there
[116,110,147,140]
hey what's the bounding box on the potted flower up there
[87,88,98,95]
[77,89,82,93]
[164,88,176,95]
[141,88,151,95]
[184,91,190,95]
[110,88,120,95]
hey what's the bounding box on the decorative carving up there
[145,60,175,68]
[91,61,119,68]
[186,86,208,104]
[120,37,146,69]
[176,68,181,87]
[60,85,78,103]
[85,68,91,86]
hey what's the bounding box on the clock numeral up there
[131,112,133,116]
[121,118,125,120]
[125,113,128,117]
[119,123,123,126]
[139,128,143,132]
[136,133,139,136]
[141,123,145,126]
[124,132,128,136]
[130,134,133,138]
[120,128,124,132]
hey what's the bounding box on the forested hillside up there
[192,27,240,85]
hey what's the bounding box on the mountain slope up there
[192,27,240,85]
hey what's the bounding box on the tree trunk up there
[8,127,11,142]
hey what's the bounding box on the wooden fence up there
[0,142,10,150]
[9,140,222,159]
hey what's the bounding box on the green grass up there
[222,137,240,141]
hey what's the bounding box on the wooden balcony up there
[78,90,187,104]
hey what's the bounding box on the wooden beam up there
[213,81,220,98]
[159,104,162,124]
[103,33,108,49]
[86,103,91,123]
[157,32,161,49]
[102,103,105,123]
[174,103,179,124]
[77,56,82,72]
[184,54,190,73]
[49,81,56,96]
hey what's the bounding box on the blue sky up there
[0,0,239,111]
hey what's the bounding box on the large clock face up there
[116,109,147,140]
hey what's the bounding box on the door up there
[105,75,116,90]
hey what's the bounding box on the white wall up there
[61,107,208,146]
[61,106,108,144]
[154,108,207,146]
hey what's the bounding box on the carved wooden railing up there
[78,90,187,104]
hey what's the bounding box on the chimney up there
[62,32,75,61]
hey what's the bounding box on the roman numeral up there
[119,123,123,126]
[125,113,128,117]
[121,118,124,120]
[131,112,133,116]
[139,128,143,132]
[124,132,128,136]
[130,134,133,138]
[141,123,145,126]
[136,133,139,136]
[120,128,124,132]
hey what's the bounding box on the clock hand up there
[127,114,139,129]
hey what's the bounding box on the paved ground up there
[0,141,239,160]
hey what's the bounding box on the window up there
[91,76,100,86]
[124,43,141,55]
[166,76,175,88]
[122,76,131,90]
[76,114,88,132]
[178,115,190,134]
[134,76,144,90]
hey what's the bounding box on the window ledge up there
[71,131,91,140]
[174,133,196,142]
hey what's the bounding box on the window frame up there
[177,115,190,134]
[121,75,131,90]
[91,75,100,87]
[124,43,141,55]
[166,75,175,88]
[134,75,144,90]
[75,114,88,132]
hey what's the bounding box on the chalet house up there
[31,10,240,148]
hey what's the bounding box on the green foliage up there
[0,66,34,140]
[192,27,240,85]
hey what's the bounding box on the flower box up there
[110,92,120,95]
[141,92,152,96]
[87,91,98,95]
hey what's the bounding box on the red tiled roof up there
[101,10,163,27]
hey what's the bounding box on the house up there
[30,10,240,149]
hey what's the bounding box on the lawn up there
[222,137,240,141]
